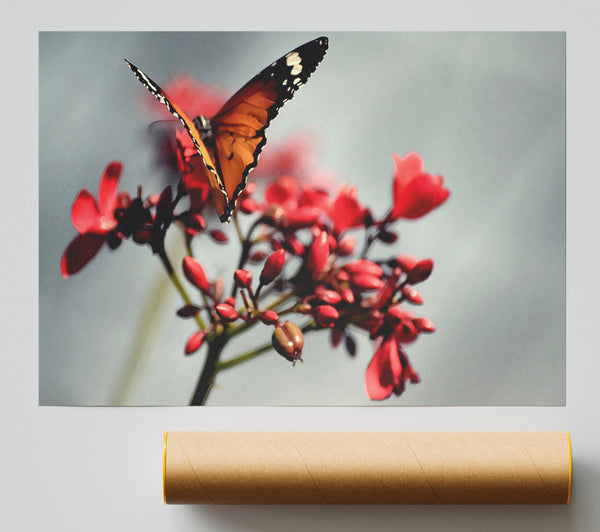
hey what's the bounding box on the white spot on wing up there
[286,51,301,66]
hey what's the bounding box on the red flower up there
[61,161,125,277]
[263,175,325,229]
[389,152,449,221]
[329,185,368,235]
[365,337,420,400]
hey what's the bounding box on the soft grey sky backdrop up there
[39,32,565,405]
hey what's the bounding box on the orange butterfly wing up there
[211,37,329,221]
[124,59,229,218]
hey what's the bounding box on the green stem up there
[216,341,273,371]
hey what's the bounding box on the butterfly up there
[125,36,328,223]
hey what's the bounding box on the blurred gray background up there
[39,32,565,405]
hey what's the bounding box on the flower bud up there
[378,229,398,243]
[176,304,200,318]
[314,285,342,305]
[336,234,356,256]
[132,230,150,245]
[182,256,210,293]
[260,310,280,325]
[234,269,253,289]
[260,249,285,285]
[349,274,384,291]
[307,230,330,280]
[239,196,260,214]
[395,320,418,343]
[188,213,206,231]
[341,287,355,304]
[210,229,228,244]
[330,327,343,347]
[272,320,304,362]
[385,305,415,327]
[313,305,339,328]
[285,235,305,256]
[107,233,123,249]
[261,204,286,226]
[407,259,434,284]
[345,334,357,357]
[414,317,436,333]
[211,277,224,302]
[390,254,418,272]
[215,303,239,323]
[249,250,268,263]
[185,330,206,355]
[401,285,423,304]
[344,259,383,278]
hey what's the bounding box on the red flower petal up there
[393,174,450,219]
[365,338,402,401]
[299,187,330,211]
[329,185,367,235]
[265,175,300,206]
[286,205,321,229]
[393,152,424,193]
[60,233,106,277]
[70,189,101,234]
[98,161,122,215]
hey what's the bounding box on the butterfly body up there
[125,36,328,222]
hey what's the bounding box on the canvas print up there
[39,32,565,405]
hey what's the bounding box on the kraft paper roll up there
[163,431,572,505]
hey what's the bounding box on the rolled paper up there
[163,431,572,505]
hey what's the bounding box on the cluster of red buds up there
[61,74,449,404]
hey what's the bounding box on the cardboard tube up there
[163,431,572,505]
